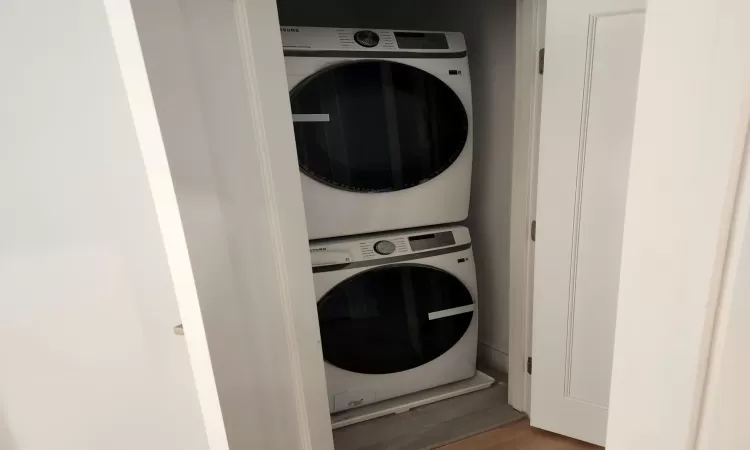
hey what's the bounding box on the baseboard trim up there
[478,342,510,373]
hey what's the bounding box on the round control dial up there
[373,240,396,255]
[354,30,380,48]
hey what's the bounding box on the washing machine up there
[310,225,478,413]
[282,27,473,239]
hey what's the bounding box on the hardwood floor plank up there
[439,419,601,450]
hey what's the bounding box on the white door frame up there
[110,0,750,447]
[507,0,546,413]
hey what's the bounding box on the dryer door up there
[317,265,474,375]
[289,60,469,193]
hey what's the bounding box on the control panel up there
[280,27,466,54]
[309,227,468,268]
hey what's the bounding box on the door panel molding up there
[563,8,646,407]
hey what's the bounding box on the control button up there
[374,240,396,255]
[354,30,380,48]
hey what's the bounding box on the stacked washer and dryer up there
[281,26,485,422]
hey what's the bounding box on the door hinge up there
[538,48,545,75]
[530,220,537,242]
[527,357,533,375]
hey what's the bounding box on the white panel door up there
[530,0,645,445]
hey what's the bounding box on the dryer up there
[310,225,478,413]
[283,27,473,239]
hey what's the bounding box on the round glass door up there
[290,61,469,192]
[317,265,474,375]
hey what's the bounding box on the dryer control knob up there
[374,240,396,255]
[354,30,380,48]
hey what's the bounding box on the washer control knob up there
[374,240,396,255]
[354,30,380,48]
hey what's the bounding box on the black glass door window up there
[317,265,474,375]
[290,61,469,192]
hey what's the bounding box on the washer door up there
[290,60,469,193]
[317,265,474,375]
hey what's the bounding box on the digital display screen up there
[408,231,456,251]
[409,234,435,241]
[394,32,449,50]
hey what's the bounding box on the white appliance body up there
[283,27,473,239]
[310,225,478,413]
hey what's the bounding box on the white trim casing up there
[508,0,546,414]
[695,119,750,450]
[695,117,750,448]
[234,2,335,448]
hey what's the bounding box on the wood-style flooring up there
[440,419,602,450]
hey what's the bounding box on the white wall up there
[455,1,517,373]
[0,1,209,449]
[276,0,517,371]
